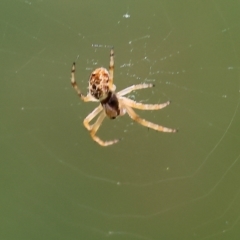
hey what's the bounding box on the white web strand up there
[1,1,240,240]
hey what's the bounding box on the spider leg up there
[117,83,154,96]
[83,104,103,131]
[89,112,119,147]
[124,105,177,133]
[120,96,170,110]
[108,48,115,91]
[71,62,98,102]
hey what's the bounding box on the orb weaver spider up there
[71,48,177,146]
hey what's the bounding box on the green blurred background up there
[1,1,240,239]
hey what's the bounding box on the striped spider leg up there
[117,83,177,133]
[71,48,177,146]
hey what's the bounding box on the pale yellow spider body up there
[71,48,177,146]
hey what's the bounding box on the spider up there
[71,48,177,146]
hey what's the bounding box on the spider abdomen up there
[71,48,177,147]
[89,67,110,100]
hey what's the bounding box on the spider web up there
[1,0,240,239]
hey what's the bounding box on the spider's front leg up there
[83,105,103,130]
[88,112,119,147]
[71,62,98,102]
[83,105,119,147]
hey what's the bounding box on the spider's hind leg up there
[108,48,115,91]
[71,62,98,102]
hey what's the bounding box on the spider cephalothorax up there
[71,48,177,146]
